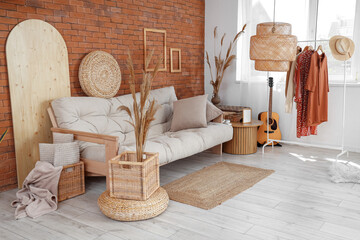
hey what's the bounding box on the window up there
[237,0,360,83]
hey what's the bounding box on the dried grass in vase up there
[118,51,161,162]
[206,24,246,105]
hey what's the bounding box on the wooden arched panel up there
[6,19,71,187]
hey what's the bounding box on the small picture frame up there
[242,108,252,123]
[143,28,167,72]
[170,48,181,73]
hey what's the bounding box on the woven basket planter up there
[109,151,160,201]
[58,161,85,202]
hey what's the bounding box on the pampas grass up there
[206,24,246,95]
[118,51,161,162]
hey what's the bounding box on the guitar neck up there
[268,87,273,119]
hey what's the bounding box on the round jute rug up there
[79,51,121,98]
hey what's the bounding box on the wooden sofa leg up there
[209,114,224,155]
[210,144,223,155]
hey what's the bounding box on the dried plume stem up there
[206,24,247,95]
[118,50,161,162]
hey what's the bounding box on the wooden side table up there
[223,120,263,155]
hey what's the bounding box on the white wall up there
[204,0,245,106]
[205,0,360,152]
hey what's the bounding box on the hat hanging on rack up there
[329,35,355,61]
[249,0,297,72]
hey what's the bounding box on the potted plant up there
[206,24,246,105]
[108,51,162,200]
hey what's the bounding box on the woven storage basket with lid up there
[250,22,297,72]
[79,51,121,98]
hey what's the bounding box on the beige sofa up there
[49,86,233,188]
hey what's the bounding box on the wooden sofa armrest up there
[51,127,119,162]
[51,128,119,190]
[51,127,118,144]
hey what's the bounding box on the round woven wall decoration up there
[79,51,121,98]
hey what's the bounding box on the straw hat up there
[329,35,355,61]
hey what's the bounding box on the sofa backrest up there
[51,86,177,144]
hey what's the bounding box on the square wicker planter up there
[109,151,160,201]
[58,161,85,202]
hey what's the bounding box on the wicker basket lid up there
[79,51,121,98]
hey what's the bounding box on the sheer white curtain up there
[352,0,360,81]
[237,0,298,138]
[237,0,360,141]
[237,0,251,83]
[237,0,291,127]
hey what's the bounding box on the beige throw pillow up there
[39,143,56,165]
[170,94,208,132]
[206,100,223,122]
[39,142,80,167]
[53,142,80,167]
[53,132,74,143]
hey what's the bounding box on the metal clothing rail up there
[262,61,349,160]
[297,40,329,42]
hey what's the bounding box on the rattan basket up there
[109,151,160,201]
[58,161,85,202]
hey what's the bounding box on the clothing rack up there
[262,58,349,160]
[262,0,349,159]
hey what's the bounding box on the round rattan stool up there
[98,187,169,221]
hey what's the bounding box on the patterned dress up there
[294,50,317,138]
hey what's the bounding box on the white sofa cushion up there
[81,122,232,165]
[52,86,177,149]
[120,122,233,165]
[51,86,233,165]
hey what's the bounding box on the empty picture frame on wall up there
[170,48,181,73]
[144,28,166,72]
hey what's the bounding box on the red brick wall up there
[0,0,205,191]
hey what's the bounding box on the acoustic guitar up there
[257,77,281,145]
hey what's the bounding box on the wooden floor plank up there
[74,211,168,240]
[246,225,308,240]
[0,144,359,240]
[166,200,254,233]
[321,222,360,240]
[275,202,360,231]
[0,225,27,240]
[210,205,345,240]
[168,228,213,240]
[158,210,253,240]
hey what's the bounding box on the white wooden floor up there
[1,145,360,240]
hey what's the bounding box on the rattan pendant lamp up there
[250,0,297,71]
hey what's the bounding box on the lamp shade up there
[250,22,297,72]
